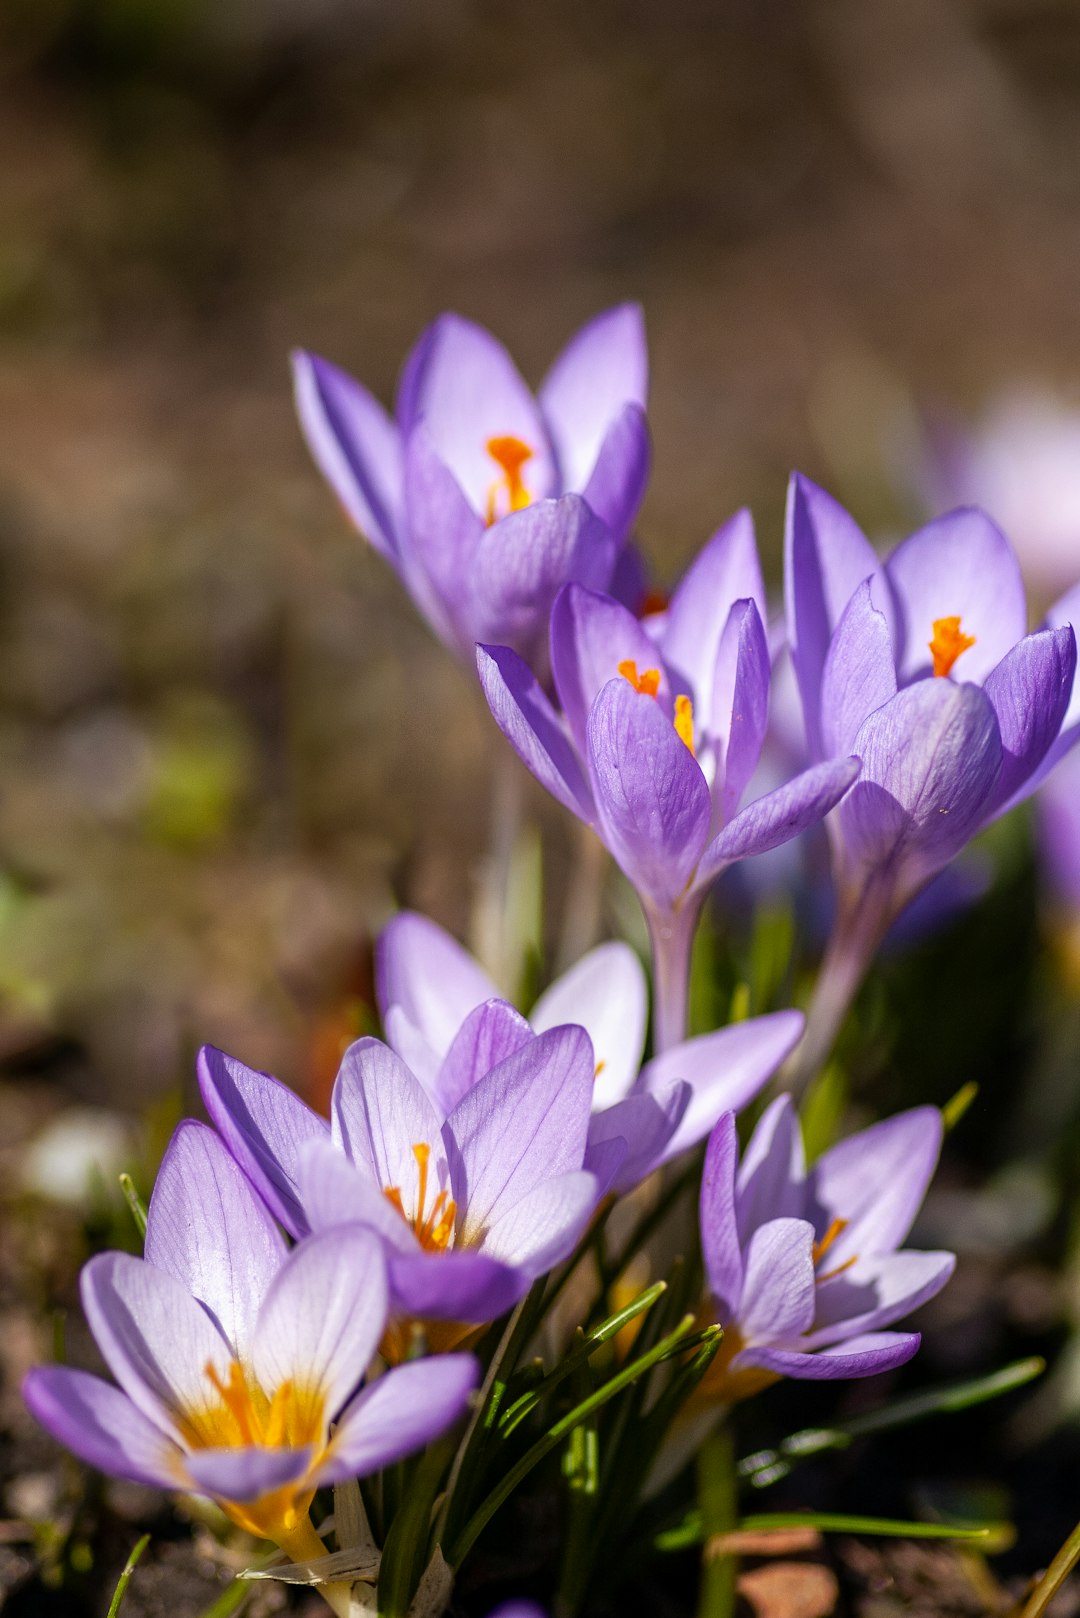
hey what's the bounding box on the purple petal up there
[198,1045,327,1239]
[530,940,647,1110]
[332,1038,447,1200]
[784,473,882,759]
[538,303,648,492]
[739,1331,921,1381]
[327,1355,478,1481]
[807,1106,943,1269]
[1047,581,1080,734]
[447,1024,595,1240]
[586,677,712,910]
[836,681,1001,901]
[296,1138,417,1255]
[735,1095,806,1244]
[1038,747,1080,907]
[471,495,616,670]
[581,403,651,541]
[23,1366,178,1490]
[382,1008,444,1099]
[292,350,403,558]
[401,425,485,655]
[819,579,898,759]
[477,644,594,821]
[639,1011,804,1165]
[394,312,555,512]
[737,1218,816,1342]
[388,1247,522,1322]
[698,757,860,879]
[591,1082,688,1194]
[376,912,496,1061]
[144,1122,286,1362]
[583,1133,630,1198]
[804,1250,956,1348]
[662,510,766,722]
[699,1114,744,1319]
[983,626,1077,815]
[81,1252,231,1434]
[481,1170,600,1273]
[710,598,770,822]
[184,1445,314,1504]
[253,1226,388,1420]
[885,507,1026,685]
[438,1000,535,1113]
[550,582,669,757]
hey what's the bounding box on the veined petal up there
[738,1331,920,1381]
[198,1045,327,1239]
[550,582,669,758]
[376,912,496,1061]
[292,350,403,558]
[820,579,898,759]
[327,1356,478,1482]
[23,1367,179,1490]
[402,425,485,656]
[737,1218,816,1343]
[735,1094,806,1244]
[710,598,770,822]
[591,1082,688,1194]
[804,1250,956,1348]
[184,1445,314,1504]
[144,1122,286,1362]
[382,1007,444,1099]
[982,626,1077,815]
[477,644,595,822]
[332,1038,447,1194]
[447,1024,595,1241]
[253,1226,388,1421]
[1048,581,1080,734]
[662,510,766,724]
[388,1247,521,1322]
[807,1106,943,1269]
[480,1169,600,1273]
[539,303,648,492]
[296,1138,417,1255]
[581,403,651,541]
[586,677,712,910]
[698,757,860,882]
[438,1000,535,1113]
[700,1114,744,1320]
[886,507,1026,685]
[530,939,647,1110]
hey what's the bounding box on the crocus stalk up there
[23,1123,478,1617]
[293,305,649,675]
[478,512,860,1049]
[785,474,1080,1090]
[376,911,802,1195]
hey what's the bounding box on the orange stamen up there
[811,1217,848,1268]
[594,1059,607,1080]
[485,434,533,524]
[929,616,976,678]
[618,658,661,697]
[383,1142,457,1253]
[674,693,695,755]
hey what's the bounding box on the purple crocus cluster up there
[24,302,1080,1618]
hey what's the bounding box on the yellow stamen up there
[674,693,695,755]
[811,1217,848,1268]
[485,434,533,524]
[618,658,661,697]
[594,1059,607,1080]
[929,616,976,678]
[383,1142,457,1253]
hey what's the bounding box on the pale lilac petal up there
[481,1170,600,1272]
[530,940,647,1110]
[539,303,648,491]
[395,313,555,512]
[640,1010,803,1164]
[448,1025,595,1241]
[819,579,898,759]
[401,425,485,655]
[983,626,1077,815]
[23,1367,178,1490]
[739,1331,920,1380]
[198,1045,327,1239]
[550,583,669,757]
[710,598,770,822]
[471,496,616,670]
[784,473,882,758]
[388,1248,521,1322]
[885,507,1026,685]
[583,1133,630,1198]
[376,912,496,1061]
[184,1446,313,1504]
[438,1000,535,1113]
[581,404,651,540]
[699,1113,744,1319]
[292,351,403,558]
[698,758,860,880]
[252,1226,387,1420]
[1047,581,1080,734]
[1039,747,1080,907]
[144,1122,286,1361]
[586,677,711,909]
[737,1218,816,1342]
[836,682,1001,899]
[804,1250,956,1348]
[296,1138,417,1255]
[332,1038,447,1201]
[808,1107,943,1269]
[382,1008,445,1100]
[477,644,594,821]
[327,1356,478,1481]
[590,1083,687,1194]
[662,510,766,722]
[81,1253,231,1433]
[735,1095,806,1243]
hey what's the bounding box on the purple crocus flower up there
[785,475,1079,1083]
[376,911,802,1195]
[198,1022,610,1346]
[698,1097,954,1400]
[477,512,860,1048]
[23,1122,477,1582]
[293,306,649,671]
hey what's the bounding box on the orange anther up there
[618,659,661,697]
[929,616,976,678]
[674,694,695,755]
[485,435,534,524]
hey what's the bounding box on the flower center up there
[928,616,976,678]
[485,434,534,525]
[617,660,696,756]
[384,1142,457,1253]
[180,1359,326,1455]
[812,1216,857,1283]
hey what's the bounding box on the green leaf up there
[119,1174,148,1241]
[106,1535,150,1618]
[656,1511,995,1552]
[378,1438,454,1618]
[196,1580,251,1618]
[943,1080,979,1132]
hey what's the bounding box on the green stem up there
[1016,1519,1080,1618]
[696,1426,737,1618]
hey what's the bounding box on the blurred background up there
[4,0,1080,1611]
